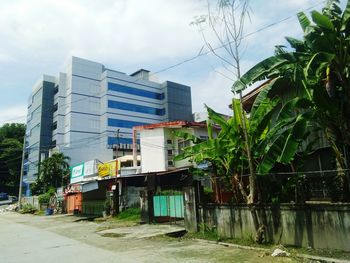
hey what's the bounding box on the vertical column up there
[183,185,198,232]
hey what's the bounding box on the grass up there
[184,231,350,261]
[115,207,141,221]
[94,208,141,228]
[34,210,45,216]
[288,246,350,261]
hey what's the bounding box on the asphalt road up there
[0,212,302,263]
[0,213,121,263]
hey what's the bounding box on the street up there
[0,212,301,263]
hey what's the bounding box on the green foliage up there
[19,203,37,214]
[38,193,50,204]
[115,208,141,221]
[0,123,25,195]
[31,153,70,195]
[158,190,183,196]
[232,0,350,173]
[38,188,55,204]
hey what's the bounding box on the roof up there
[130,69,150,76]
[116,167,190,179]
[229,79,272,112]
[133,121,208,131]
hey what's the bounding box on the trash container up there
[45,208,53,216]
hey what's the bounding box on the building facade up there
[23,57,192,195]
[132,121,214,173]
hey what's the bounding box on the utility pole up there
[18,134,26,209]
[112,129,120,216]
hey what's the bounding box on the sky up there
[0,0,345,126]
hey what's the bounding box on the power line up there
[2,1,325,127]
[2,1,328,169]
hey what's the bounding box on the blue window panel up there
[107,118,147,129]
[108,100,165,116]
[108,137,140,145]
[108,82,164,100]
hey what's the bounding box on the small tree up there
[31,153,70,194]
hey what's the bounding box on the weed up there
[19,204,37,214]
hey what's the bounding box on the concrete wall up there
[140,128,167,173]
[22,196,39,210]
[198,204,350,251]
[120,186,144,210]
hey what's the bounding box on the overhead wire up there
[2,0,325,127]
[1,1,328,168]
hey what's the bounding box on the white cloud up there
[0,0,345,124]
[0,105,27,126]
[0,0,205,67]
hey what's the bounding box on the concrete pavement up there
[0,212,303,263]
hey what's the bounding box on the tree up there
[175,78,308,203]
[31,152,70,194]
[192,0,259,203]
[232,0,350,199]
[0,123,25,195]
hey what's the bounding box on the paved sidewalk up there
[0,212,304,263]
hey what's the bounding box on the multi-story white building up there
[23,57,192,195]
[132,121,215,173]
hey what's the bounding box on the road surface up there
[0,212,301,263]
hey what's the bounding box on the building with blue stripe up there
[23,57,192,194]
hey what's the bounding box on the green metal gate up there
[153,195,184,220]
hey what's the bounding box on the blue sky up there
[0,0,345,125]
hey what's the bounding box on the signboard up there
[70,163,84,184]
[98,160,120,178]
[83,160,97,178]
[70,160,99,184]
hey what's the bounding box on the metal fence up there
[198,169,350,204]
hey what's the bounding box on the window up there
[167,149,173,156]
[178,140,190,155]
[31,106,42,120]
[107,118,146,129]
[108,137,139,145]
[32,88,42,104]
[108,100,165,116]
[108,82,164,100]
[54,86,59,95]
[53,103,58,112]
[167,139,172,144]
[168,160,174,166]
[52,121,57,130]
[52,140,56,147]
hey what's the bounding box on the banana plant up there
[175,78,310,203]
[232,0,350,172]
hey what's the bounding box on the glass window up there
[178,140,190,155]
[107,137,139,145]
[107,118,147,129]
[108,82,164,100]
[108,100,165,116]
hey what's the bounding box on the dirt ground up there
[0,212,307,263]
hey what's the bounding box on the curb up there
[194,239,349,263]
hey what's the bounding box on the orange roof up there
[133,120,208,131]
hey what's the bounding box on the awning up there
[82,181,99,193]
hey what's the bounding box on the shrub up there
[19,204,37,214]
[38,187,56,204]
[38,193,51,204]
[116,207,141,221]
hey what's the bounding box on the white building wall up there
[140,128,167,173]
